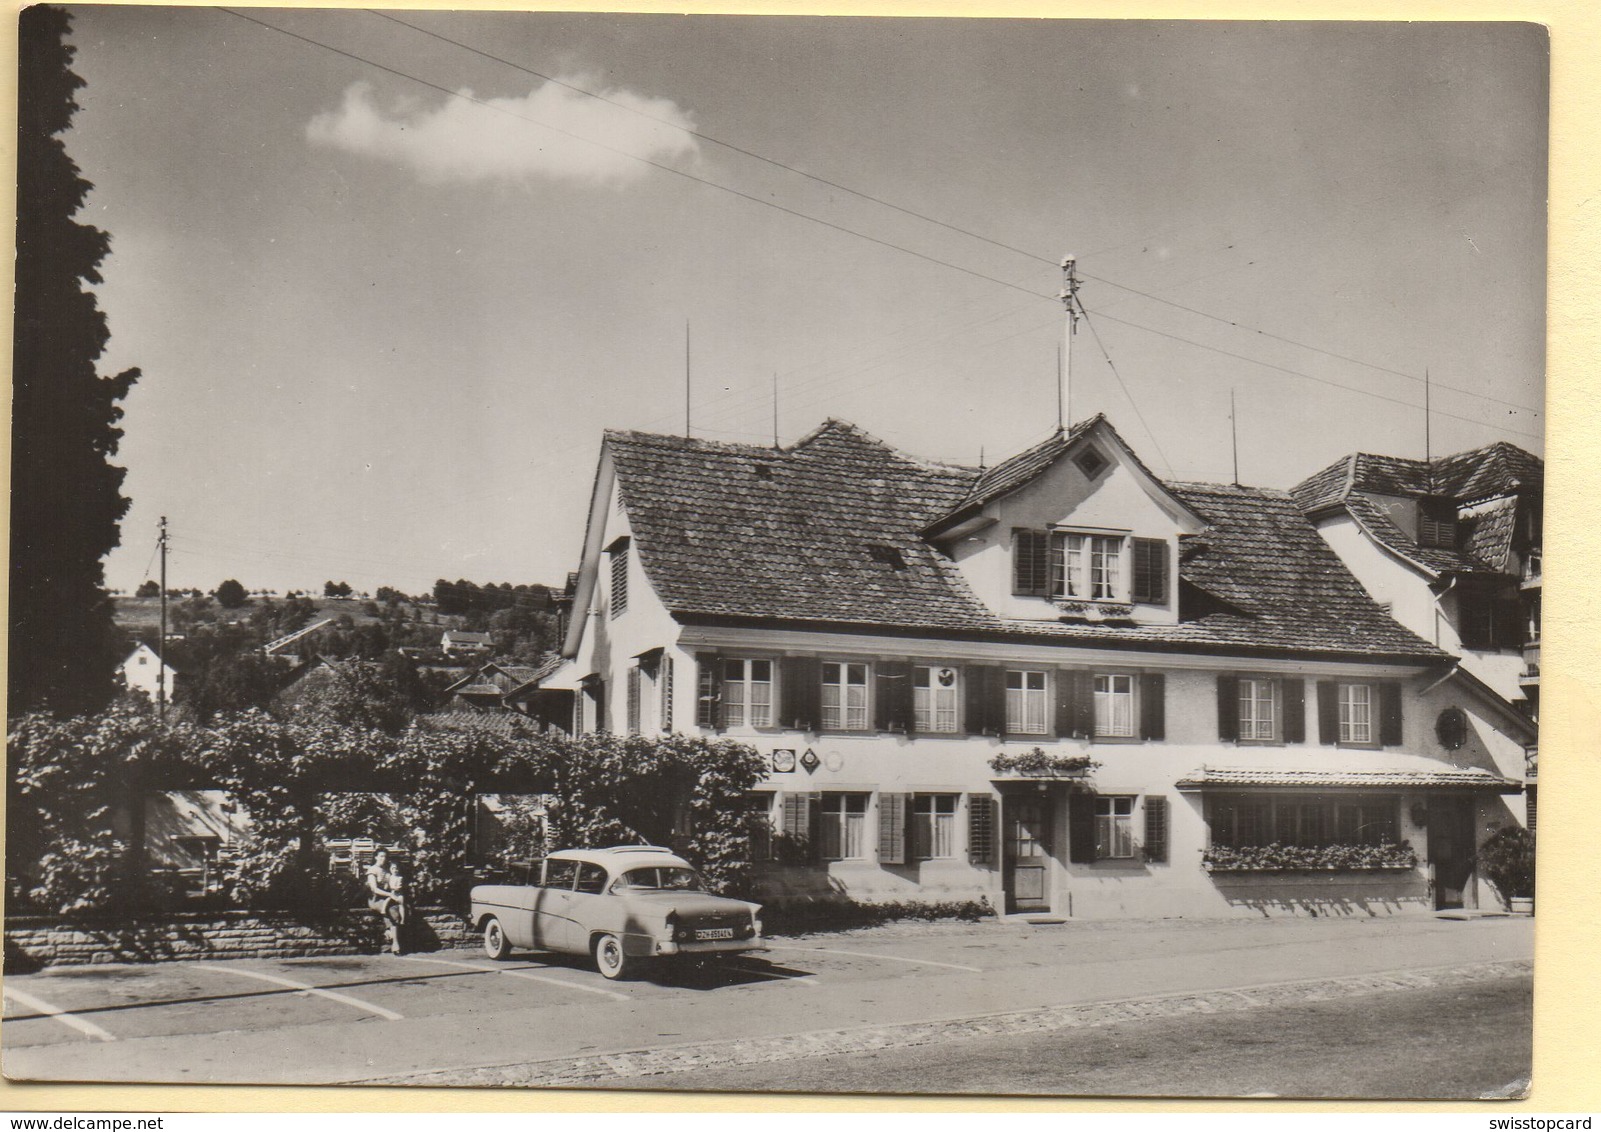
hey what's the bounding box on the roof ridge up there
[1165,479,1292,498]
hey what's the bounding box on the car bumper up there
[654,938,767,957]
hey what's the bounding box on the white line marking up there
[193,963,404,1020]
[3,986,117,1042]
[764,944,983,973]
[394,955,630,1001]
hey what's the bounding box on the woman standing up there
[365,848,407,955]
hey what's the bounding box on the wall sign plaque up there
[799,748,820,772]
[771,749,797,773]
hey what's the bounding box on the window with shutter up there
[779,792,815,862]
[819,793,869,859]
[1132,538,1170,605]
[1338,683,1374,744]
[877,792,908,864]
[1144,796,1169,864]
[911,795,957,859]
[967,793,997,864]
[876,662,914,732]
[1005,670,1050,735]
[1092,673,1135,737]
[1094,797,1136,858]
[912,666,960,733]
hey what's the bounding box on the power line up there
[1079,269,1541,415]
[368,9,1048,266]
[1075,302,1174,477]
[1086,306,1544,442]
[216,8,1053,304]
[217,7,1541,452]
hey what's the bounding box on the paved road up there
[1,914,1532,1096]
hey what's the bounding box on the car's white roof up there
[547,845,691,870]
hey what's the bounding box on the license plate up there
[695,927,735,941]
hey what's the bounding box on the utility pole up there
[1058,254,1081,432]
[157,515,169,720]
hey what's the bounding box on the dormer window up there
[1012,529,1170,606]
[1418,497,1457,549]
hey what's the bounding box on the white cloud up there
[306,78,699,187]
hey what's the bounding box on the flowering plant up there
[1202,841,1417,872]
[988,747,1100,778]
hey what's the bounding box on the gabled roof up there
[1343,495,1489,577]
[923,415,1204,537]
[602,420,1443,662]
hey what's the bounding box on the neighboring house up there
[440,656,571,730]
[541,416,1533,919]
[119,642,185,704]
[440,630,493,656]
[1292,442,1541,825]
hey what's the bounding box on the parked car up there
[469,846,764,979]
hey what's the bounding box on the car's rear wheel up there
[482,917,512,961]
[593,932,632,980]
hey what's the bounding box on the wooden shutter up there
[964,665,990,736]
[626,665,641,734]
[876,661,913,733]
[1068,791,1098,863]
[659,655,674,732]
[1014,530,1049,595]
[877,792,908,864]
[967,793,997,864]
[780,792,815,861]
[1216,674,1239,741]
[781,655,821,731]
[1282,678,1305,743]
[696,652,722,731]
[1317,681,1339,744]
[1054,670,1077,738]
[1072,671,1095,739]
[1379,683,1403,746]
[1143,796,1169,864]
[1133,538,1170,606]
[1140,672,1165,740]
[985,668,1009,736]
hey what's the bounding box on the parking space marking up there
[193,964,404,1020]
[764,944,983,973]
[3,986,117,1042]
[393,955,630,1002]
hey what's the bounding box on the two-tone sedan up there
[469,846,765,980]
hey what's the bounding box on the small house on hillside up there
[440,629,493,656]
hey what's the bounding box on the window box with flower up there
[1201,841,1418,872]
[988,747,1101,779]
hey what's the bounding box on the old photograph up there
[6,9,1544,1098]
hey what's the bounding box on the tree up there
[135,580,160,599]
[9,6,140,716]
[214,579,248,609]
[324,580,352,598]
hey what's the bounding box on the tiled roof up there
[1460,499,1519,575]
[1293,442,1541,513]
[1176,765,1519,792]
[1344,494,1490,576]
[507,654,567,695]
[1291,441,1541,578]
[606,421,1443,661]
[937,417,1099,522]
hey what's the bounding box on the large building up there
[544,416,1533,919]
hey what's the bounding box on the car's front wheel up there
[593,933,633,980]
[482,916,512,961]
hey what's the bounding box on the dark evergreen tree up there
[10,6,139,716]
[214,579,248,610]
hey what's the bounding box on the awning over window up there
[1175,765,1520,794]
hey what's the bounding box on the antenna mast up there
[1229,389,1240,486]
[684,321,691,439]
[1058,254,1081,431]
[157,516,169,721]
[1424,368,1432,465]
[772,370,780,449]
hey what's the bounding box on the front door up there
[1428,797,1478,910]
[1004,795,1052,913]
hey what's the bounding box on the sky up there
[54,10,1547,597]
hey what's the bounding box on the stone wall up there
[4,908,476,970]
